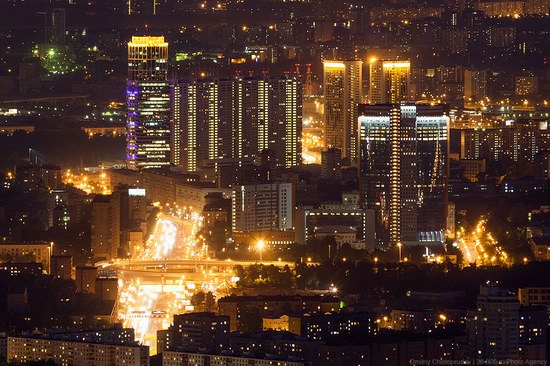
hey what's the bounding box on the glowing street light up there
[257,240,265,262]
[397,242,402,262]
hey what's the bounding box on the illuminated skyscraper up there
[323,60,363,163]
[359,104,449,246]
[171,76,302,173]
[369,59,411,104]
[126,36,170,170]
[45,8,66,44]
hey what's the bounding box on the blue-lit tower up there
[126,36,170,170]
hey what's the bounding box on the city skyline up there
[0,0,549,365]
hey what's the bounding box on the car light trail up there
[113,213,235,355]
[455,218,511,267]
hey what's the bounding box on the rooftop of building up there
[9,334,144,348]
[218,294,340,303]
[0,242,50,247]
[314,225,357,234]
[173,311,228,320]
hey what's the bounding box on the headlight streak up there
[113,213,235,355]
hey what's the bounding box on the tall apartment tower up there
[171,76,302,173]
[91,193,121,260]
[45,8,66,44]
[359,104,449,246]
[464,69,487,103]
[157,313,230,353]
[323,60,363,163]
[231,182,294,233]
[369,59,411,104]
[126,36,170,170]
[468,285,519,360]
[321,148,342,180]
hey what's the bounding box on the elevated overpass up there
[96,258,299,283]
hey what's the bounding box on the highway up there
[110,213,236,354]
[100,213,302,354]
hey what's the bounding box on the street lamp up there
[397,242,402,262]
[257,240,265,262]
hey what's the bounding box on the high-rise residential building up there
[45,8,66,44]
[323,60,362,163]
[518,287,550,306]
[525,0,550,15]
[533,151,550,179]
[126,36,170,170]
[75,266,98,293]
[369,59,411,104]
[515,75,539,96]
[321,148,342,180]
[518,305,547,361]
[50,255,72,280]
[464,69,487,103]
[157,312,230,353]
[162,351,306,366]
[447,201,456,239]
[18,61,41,95]
[91,193,121,260]
[7,335,148,366]
[231,182,294,233]
[359,104,449,246]
[468,285,519,360]
[460,121,550,164]
[171,76,302,173]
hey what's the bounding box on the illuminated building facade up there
[171,76,302,173]
[91,193,121,260]
[464,69,487,103]
[297,206,375,246]
[460,120,549,163]
[7,336,149,366]
[44,8,66,44]
[126,36,170,170]
[323,60,362,163]
[162,351,306,366]
[359,104,449,246]
[468,285,519,360]
[321,148,342,180]
[474,0,525,17]
[231,182,294,233]
[369,60,411,104]
[157,312,229,353]
[0,243,52,273]
[515,76,538,96]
